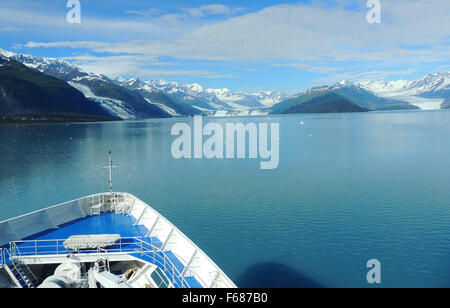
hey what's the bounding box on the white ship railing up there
[8,237,205,288]
[0,248,4,268]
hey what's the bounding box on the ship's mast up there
[104,151,117,194]
[108,151,113,193]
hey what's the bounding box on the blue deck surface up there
[10,212,202,288]
[25,213,149,240]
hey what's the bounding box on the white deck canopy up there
[63,234,121,250]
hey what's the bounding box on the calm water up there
[1,110,449,288]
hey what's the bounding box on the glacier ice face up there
[358,73,450,97]
[357,73,450,110]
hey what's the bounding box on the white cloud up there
[61,54,227,79]
[27,1,448,62]
[271,63,341,74]
[313,68,419,85]
[125,8,165,17]
[185,4,245,17]
[243,68,267,72]
[26,41,113,49]
[0,26,21,32]
[0,7,194,40]
[17,0,450,83]
[167,0,449,63]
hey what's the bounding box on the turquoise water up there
[1,110,449,288]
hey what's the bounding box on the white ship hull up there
[0,193,236,288]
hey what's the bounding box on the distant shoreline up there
[0,114,121,125]
[2,108,449,126]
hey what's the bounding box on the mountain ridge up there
[271,81,418,114]
[357,72,450,110]
[0,55,120,122]
[1,48,449,119]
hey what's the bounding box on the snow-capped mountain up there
[358,73,450,97]
[0,48,170,119]
[118,78,201,116]
[118,77,289,116]
[2,47,449,118]
[409,72,450,97]
[0,54,118,121]
[0,48,288,117]
[143,79,288,115]
[358,73,450,110]
[0,48,98,82]
[272,80,418,114]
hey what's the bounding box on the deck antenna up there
[104,150,118,194]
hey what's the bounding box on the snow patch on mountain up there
[0,48,17,58]
[358,73,450,110]
[143,98,179,116]
[69,82,135,119]
[145,79,287,111]
[121,78,159,94]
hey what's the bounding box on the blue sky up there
[0,0,449,93]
